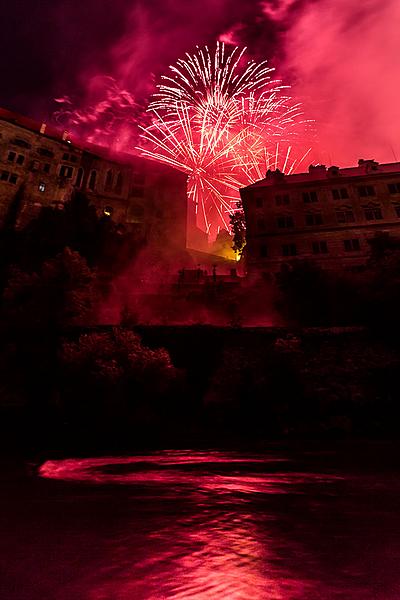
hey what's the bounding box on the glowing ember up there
[139,42,313,237]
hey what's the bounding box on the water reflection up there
[37,451,340,599]
[3,450,400,599]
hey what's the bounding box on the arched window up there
[75,167,84,188]
[105,169,113,191]
[115,172,123,194]
[88,170,97,191]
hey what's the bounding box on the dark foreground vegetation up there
[1,191,400,454]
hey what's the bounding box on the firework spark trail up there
[139,42,313,237]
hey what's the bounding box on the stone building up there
[240,160,400,275]
[0,107,188,251]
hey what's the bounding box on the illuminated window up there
[59,165,73,178]
[282,243,297,256]
[88,170,97,191]
[312,241,328,254]
[303,190,318,203]
[358,185,375,197]
[305,213,323,226]
[344,239,360,251]
[7,151,16,162]
[332,188,349,199]
[38,182,46,192]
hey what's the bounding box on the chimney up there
[266,168,285,183]
[308,164,326,174]
[328,165,340,177]
[358,159,379,172]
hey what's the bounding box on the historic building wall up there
[0,108,187,251]
[240,160,400,275]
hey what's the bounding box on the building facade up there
[240,160,400,275]
[0,107,188,251]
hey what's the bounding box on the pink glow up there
[282,0,400,165]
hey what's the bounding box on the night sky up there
[2,0,399,165]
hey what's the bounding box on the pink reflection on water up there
[39,451,341,494]
[38,452,344,599]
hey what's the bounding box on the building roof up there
[0,106,184,175]
[242,160,400,190]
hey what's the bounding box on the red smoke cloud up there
[48,1,398,169]
[281,0,400,166]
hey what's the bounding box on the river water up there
[1,446,400,599]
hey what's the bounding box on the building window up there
[388,183,400,194]
[43,163,51,173]
[255,196,263,208]
[12,138,31,149]
[38,182,46,192]
[332,188,349,199]
[305,213,323,226]
[303,191,318,203]
[62,152,69,160]
[358,185,375,197]
[105,169,113,191]
[16,154,25,165]
[1,170,10,181]
[282,243,297,257]
[277,215,294,228]
[115,172,123,193]
[38,147,54,158]
[257,218,266,231]
[275,194,289,206]
[393,204,400,217]
[260,244,268,258]
[70,155,78,163]
[312,241,328,254]
[59,165,73,178]
[9,174,17,184]
[7,151,16,162]
[336,208,355,223]
[75,167,84,188]
[344,239,361,252]
[363,206,383,220]
[88,170,97,191]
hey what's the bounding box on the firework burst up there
[140,42,313,237]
